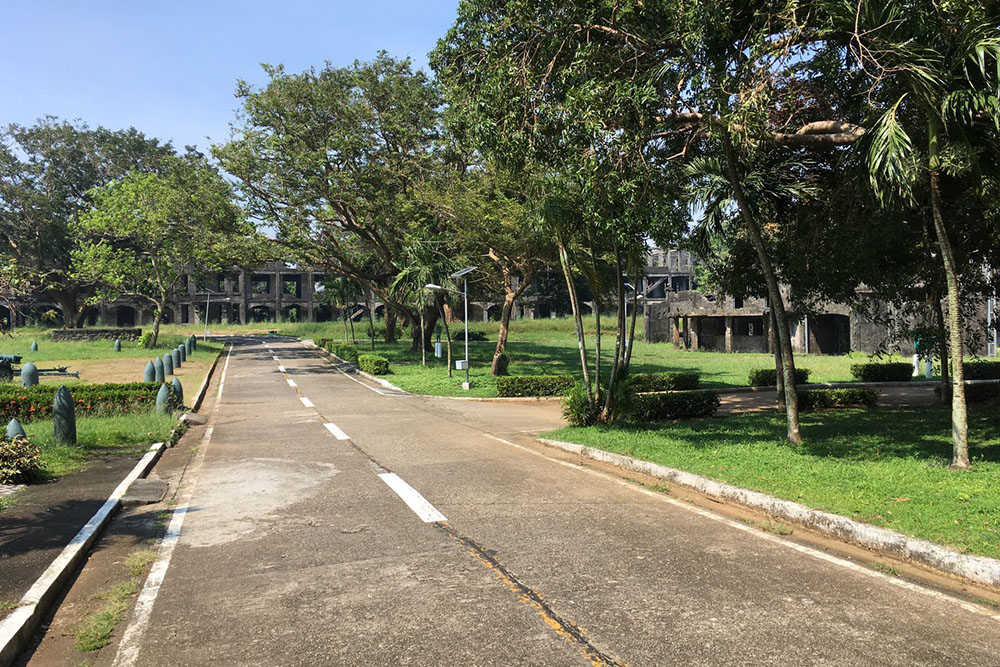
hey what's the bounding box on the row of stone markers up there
[142,336,197,383]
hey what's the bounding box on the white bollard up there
[912,353,920,377]
[434,342,443,358]
[924,357,932,379]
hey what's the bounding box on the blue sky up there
[1,1,459,151]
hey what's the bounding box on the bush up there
[452,328,488,342]
[561,383,599,426]
[136,331,153,348]
[0,383,160,423]
[0,435,41,483]
[630,391,721,421]
[797,388,879,410]
[630,372,700,393]
[936,381,1000,404]
[358,354,390,375]
[849,362,913,382]
[964,361,1000,381]
[748,367,811,386]
[496,375,576,397]
[317,339,359,365]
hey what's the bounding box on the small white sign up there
[455,359,468,370]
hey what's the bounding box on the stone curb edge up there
[190,347,225,414]
[536,437,1000,590]
[0,441,167,667]
[301,340,409,394]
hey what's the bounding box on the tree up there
[213,52,451,351]
[0,117,172,327]
[72,156,248,347]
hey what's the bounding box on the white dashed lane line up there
[278,365,286,373]
[286,378,297,387]
[378,473,447,523]
[324,423,350,440]
[300,396,314,408]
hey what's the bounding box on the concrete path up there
[718,383,940,414]
[89,339,1000,666]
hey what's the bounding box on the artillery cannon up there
[0,355,80,383]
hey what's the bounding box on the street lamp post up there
[425,266,477,390]
[202,288,231,339]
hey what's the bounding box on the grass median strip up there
[546,406,1000,560]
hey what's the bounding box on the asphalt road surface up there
[84,338,1000,666]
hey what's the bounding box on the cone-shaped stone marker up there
[171,348,181,369]
[30,340,38,352]
[143,360,156,383]
[178,344,186,362]
[171,376,183,406]
[114,338,122,352]
[156,383,172,415]
[184,338,193,355]
[6,418,26,439]
[21,362,38,387]
[191,335,197,351]
[162,352,173,376]
[53,386,77,446]
[154,357,165,383]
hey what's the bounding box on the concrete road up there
[98,338,1000,666]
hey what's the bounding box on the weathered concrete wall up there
[51,328,142,342]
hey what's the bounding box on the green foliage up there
[630,372,701,393]
[964,361,1000,380]
[317,339,359,365]
[562,382,600,427]
[0,383,159,423]
[452,328,487,342]
[630,391,721,422]
[496,375,575,398]
[136,331,153,349]
[0,436,42,483]
[850,363,914,382]
[748,368,811,387]
[937,382,1000,404]
[357,354,390,375]
[797,388,880,411]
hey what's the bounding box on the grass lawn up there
[22,413,177,479]
[546,406,1000,559]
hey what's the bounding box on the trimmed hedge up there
[317,339,359,365]
[0,383,160,423]
[496,375,575,397]
[964,361,1000,381]
[849,362,913,382]
[936,381,1000,404]
[630,390,721,421]
[631,372,700,393]
[452,329,488,342]
[797,388,879,410]
[358,354,390,375]
[748,367,811,387]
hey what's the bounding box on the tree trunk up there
[601,248,626,422]
[349,307,356,344]
[558,240,592,401]
[419,307,426,366]
[588,232,602,407]
[438,296,453,377]
[935,292,950,398]
[723,132,802,445]
[624,270,638,371]
[928,126,969,467]
[341,306,350,342]
[491,268,535,376]
[54,289,83,329]
[150,299,165,348]
[366,296,376,352]
[413,304,439,353]
[384,307,397,343]
[770,307,786,411]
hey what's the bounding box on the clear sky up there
[1,1,459,151]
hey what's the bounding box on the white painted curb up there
[537,437,1000,590]
[190,347,225,413]
[0,442,167,667]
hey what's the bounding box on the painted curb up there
[190,347,225,413]
[537,437,1000,590]
[302,340,409,394]
[0,442,167,667]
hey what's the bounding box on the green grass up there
[22,413,176,479]
[4,328,205,361]
[74,580,138,652]
[546,406,1000,559]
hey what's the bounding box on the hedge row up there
[849,362,913,382]
[964,361,1000,381]
[631,372,700,393]
[0,383,160,423]
[316,339,359,365]
[936,381,1000,403]
[451,329,488,342]
[358,354,391,375]
[631,390,721,421]
[797,388,879,410]
[748,368,811,387]
[496,375,576,397]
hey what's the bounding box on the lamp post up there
[202,288,231,339]
[426,266,477,390]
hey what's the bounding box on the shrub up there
[630,372,700,393]
[496,375,575,397]
[452,328,488,342]
[849,362,913,382]
[561,383,599,426]
[630,390,721,421]
[748,367,811,386]
[0,436,42,483]
[0,383,160,423]
[136,331,153,348]
[936,382,1000,403]
[358,354,390,375]
[797,388,879,410]
[964,361,1000,381]
[317,340,359,365]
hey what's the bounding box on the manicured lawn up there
[23,413,177,479]
[546,406,1000,559]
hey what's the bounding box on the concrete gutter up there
[0,442,167,666]
[537,437,1000,590]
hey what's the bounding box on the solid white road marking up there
[378,473,447,523]
[324,423,350,440]
[334,366,386,395]
[286,378,297,387]
[278,365,286,373]
[482,434,1000,623]
[272,356,280,362]
[112,345,234,667]
[300,396,314,408]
